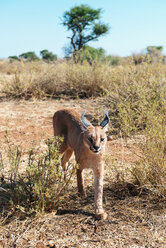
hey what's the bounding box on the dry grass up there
[0,62,166,100]
[0,60,111,99]
[1,60,165,100]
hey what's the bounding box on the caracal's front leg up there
[77,169,86,197]
[93,163,107,220]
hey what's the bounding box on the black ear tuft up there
[100,110,109,128]
[81,110,90,128]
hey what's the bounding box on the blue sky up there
[0,0,166,58]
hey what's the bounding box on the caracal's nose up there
[93,145,100,151]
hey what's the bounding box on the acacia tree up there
[62,4,109,60]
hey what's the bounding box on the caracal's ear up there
[80,110,91,130]
[100,110,109,132]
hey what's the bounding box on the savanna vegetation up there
[1,58,166,201]
[0,3,166,247]
[0,57,166,247]
[0,56,166,247]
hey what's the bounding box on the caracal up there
[53,109,109,220]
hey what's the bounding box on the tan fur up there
[53,109,108,220]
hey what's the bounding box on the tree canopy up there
[62,4,110,59]
[8,56,20,61]
[19,51,39,61]
[40,50,57,62]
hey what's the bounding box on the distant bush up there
[105,55,121,65]
[40,50,57,62]
[132,53,146,65]
[19,51,39,61]
[71,46,121,65]
[146,46,163,63]
[77,46,106,64]
[133,46,164,65]
[8,56,20,62]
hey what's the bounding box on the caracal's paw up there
[78,191,87,198]
[95,209,108,220]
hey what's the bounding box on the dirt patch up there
[0,100,166,247]
[0,99,140,160]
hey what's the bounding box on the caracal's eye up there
[100,137,104,142]
[88,137,93,144]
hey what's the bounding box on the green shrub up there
[0,135,76,217]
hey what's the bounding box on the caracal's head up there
[81,110,109,154]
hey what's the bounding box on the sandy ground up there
[0,99,166,247]
[0,99,140,161]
